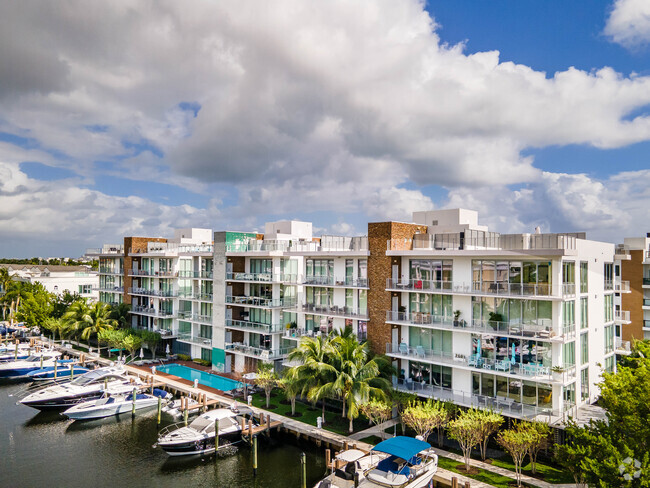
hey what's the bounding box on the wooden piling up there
[157,396,162,425]
[464,482,471,488]
[253,435,258,476]
[300,452,306,488]
[325,449,331,472]
[215,418,220,452]
[451,477,458,488]
[132,387,137,417]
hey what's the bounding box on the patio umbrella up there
[511,343,516,364]
[476,337,481,357]
[139,348,144,358]
[165,344,170,355]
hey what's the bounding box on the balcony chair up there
[398,343,409,355]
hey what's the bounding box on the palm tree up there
[279,367,303,416]
[122,334,143,362]
[325,335,392,433]
[109,302,131,329]
[62,300,91,345]
[287,334,337,423]
[80,302,116,342]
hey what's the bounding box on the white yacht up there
[156,406,254,456]
[313,437,438,488]
[0,351,63,379]
[62,384,171,420]
[20,366,133,410]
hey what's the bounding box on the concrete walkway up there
[348,418,401,440]
[434,447,576,488]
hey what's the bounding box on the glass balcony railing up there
[224,343,291,359]
[177,311,213,323]
[386,278,557,298]
[131,306,175,318]
[128,287,177,297]
[225,295,296,308]
[177,333,213,346]
[129,269,177,277]
[178,291,213,301]
[296,303,368,319]
[643,278,650,286]
[225,319,284,334]
[302,276,368,287]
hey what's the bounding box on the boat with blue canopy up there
[313,436,438,488]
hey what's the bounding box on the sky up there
[1,0,650,257]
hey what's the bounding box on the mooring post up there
[157,396,162,425]
[40,354,43,369]
[253,435,258,476]
[70,363,74,380]
[301,452,306,488]
[183,403,189,426]
[354,472,359,488]
[54,360,58,379]
[344,441,349,451]
[464,482,471,488]
[132,387,137,417]
[215,418,220,452]
[325,449,331,473]
[451,477,458,488]
[14,343,18,360]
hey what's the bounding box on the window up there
[358,289,367,314]
[580,262,588,293]
[563,341,576,367]
[250,258,272,275]
[580,298,588,329]
[411,259,453,289]
[200,348,212,363]
[604,295,614,323]
[305,259,333,283]
[563,301,575,335]
[78,284,92,295]
[604,356,615,373]
[604,325,614,354]
[604,263,614,290]
[345,259,354,284]
[564,383,576,405]
[580,333,588,365]
[580,368,589,401]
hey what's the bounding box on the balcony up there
[386,278,559,299]
[131,305,175,318]
[178,270,214,279]
[225,319,284,334]
[224,343,291,359]
[562,283,576,297]
[644,320,650,331]
[644,277,650,286]
[128,287,178,298]
[302,275,369,288]
[177,333,212,346]
[385,311,563,341]
[391,379,571,424]
[642,299,650,309]
[615,310,631,323]
[226,272,276,283]
[295,302,369,319]
[128,269,177,277]
[225,236,368,254]
[178,291,213,302]
[98,286,124,293]
[177,311,213,324]
[226,295,295,309]
[99,268,122,275]
[616,338,632,355]
[615,281,630,293]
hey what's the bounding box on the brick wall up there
[122,237,167,305]
[367,221,428,356]
[622,249,645,341]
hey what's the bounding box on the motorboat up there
[313,436,438,488]
[19,365,134,410]
[0,343,33,362]
[27,365,90,381]
[162,397,200,418]
[156,406,255,456]
[61,385,171,420]
[0,351,65,379]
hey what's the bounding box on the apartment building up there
[617,235,650,343]
[367,209,623,424]
[95,208,624,424]
[94,244,124,306]
[1,264,98,300]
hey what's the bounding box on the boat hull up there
[63,398,160,420]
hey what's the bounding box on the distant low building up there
[0,264,98,301]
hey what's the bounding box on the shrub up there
[177,354,191,361]
[192,358,211,367]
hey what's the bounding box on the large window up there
[472,373,553,409]
[580,298,588,329]
[604,295,614,323]
[473,260,551,294]
[563,301,575,335]
[472,334,552,367]
[563,341,576,367]
[581,367,589,401]
[604,325,614,354]
[580,333,588,365]
[410,293,453,318]
[408,362,452,388]
[250,258,272,275]
[410,259,453,289]
[305,259,333,283]
[580,262,588,293]
[472,297,552,329]
[409,327,452,354]
[604,263,614,290]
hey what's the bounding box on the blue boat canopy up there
[372,436,431,461]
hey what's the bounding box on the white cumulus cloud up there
[604,0,650,49]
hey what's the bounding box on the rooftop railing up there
[225,236,368,253]
[129,243,213,255]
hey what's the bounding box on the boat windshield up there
[70,370,121,386]
[189,415,215,432]
[25,355,41,362]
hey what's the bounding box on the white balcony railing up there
[225,319,284,334]
[296,302,369,319]
[128,287,177,298]
[225,295,296,308]
[224,343,291,359]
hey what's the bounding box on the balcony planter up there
[453,310,462,327]
[551,366,565,382]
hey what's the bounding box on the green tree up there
[16,283,54,329]
[401,399,448,444]
[279,367,302,416]
[447,410,483,472]
[80,302,116,342]
[254,362,278,408]
[521,420,551,474]
[321,335,391,433]
[136,329,161,359]
[390,389,418,435]
[109,303,131,329]
[468,408,504,462]
[497,425,536,487]
[51,291,83,319]
[359,399,393,439]
[62,299,91,344]
[122,333,143,361]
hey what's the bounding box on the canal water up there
[0,381,326,488]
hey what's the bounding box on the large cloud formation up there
[1,1,650,255]
[605,0,650,48]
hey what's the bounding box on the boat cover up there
[372,437,430,463]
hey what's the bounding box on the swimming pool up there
[157,364,243,392]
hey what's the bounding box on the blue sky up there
[1,0,650,256]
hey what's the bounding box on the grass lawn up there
[438,456,528,488]
[248,389,371,436]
